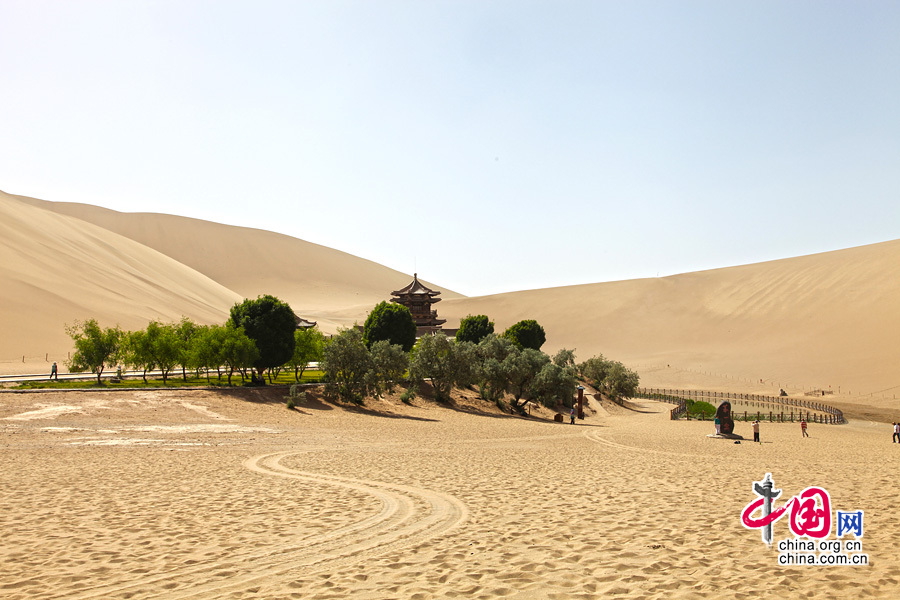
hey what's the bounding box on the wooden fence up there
[635,388,844,424]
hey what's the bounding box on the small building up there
[391,273,446,335]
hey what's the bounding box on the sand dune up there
[0,192,241,362]
[439,240,900,404]
[11,192,462,317]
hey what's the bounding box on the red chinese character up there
[788,487,831,538]
[741,496,789,529]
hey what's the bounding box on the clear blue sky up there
[2,1,898,296]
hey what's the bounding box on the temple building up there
[391,273,446,334]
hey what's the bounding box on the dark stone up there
[717,401,735,435]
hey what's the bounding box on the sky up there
[1,1,898,297]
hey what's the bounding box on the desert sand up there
[2,387,897,599]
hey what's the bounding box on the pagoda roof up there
[390,274,442,299]
[294,315,317,328]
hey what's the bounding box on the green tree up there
[552,348,576,370]
[321,328,373,404]
[409,333,472,403]
[65,319,122,384]
[123,328,155,383]
[175,317,199,380]
[578,355,610,387]
[230,295,297,382]
[529,362,577,408]
[219,323,260,385]
[474,334,517,402]
[188,325,218,383]
[503,319,546,351]
[503,348,549,410]
[369,340,409,397]
[578,356,640,402]
[455,314,494,344]
[143,321,181,384]
[604,361,640,402]
[362,301,417,352]
[287,326,326,382]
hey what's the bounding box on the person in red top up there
[801,419,809,437]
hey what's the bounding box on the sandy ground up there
[2,387,897,599]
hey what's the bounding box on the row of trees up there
[65,295,639,413]
[328,309,639,412]
[363,303,546,351]
[66,296,325,385]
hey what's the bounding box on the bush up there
[400,387,417,404]
[285,384,306,409]
[687,400,716,418]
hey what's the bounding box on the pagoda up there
[390,273,446,331]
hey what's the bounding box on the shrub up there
[687,400,716,418]
[285,384,306,409]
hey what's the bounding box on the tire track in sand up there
[582,428,699,458]
[55,451,468,600]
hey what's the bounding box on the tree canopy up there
[578,356,640,402]
[229,295,296,381]
[503,319,546,351]
[455,314,494,344]
[410,333,473,403]
[287,326,326,382]
[362,301,417,352]
[321,327,374,404]
[66,319,122,384]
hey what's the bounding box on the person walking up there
[570,407,576,425]
[715,415,721,436]
[49,362,58,381]
[752,420,760,443]
[801,419,809,437]
[893,422,899,443]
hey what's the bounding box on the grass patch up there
[14,370,324,390]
